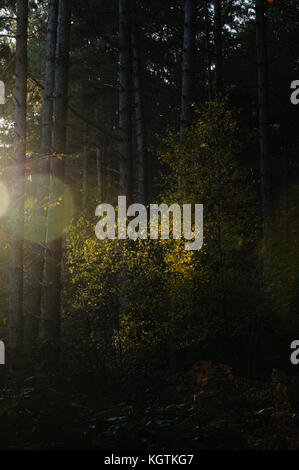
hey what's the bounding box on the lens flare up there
[23,174,76,243]
[0,182,10,218]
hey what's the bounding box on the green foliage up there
[62,101,266,378]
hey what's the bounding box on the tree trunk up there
[82,126,88,209]
[132,0,147,204]
[82,150,88,209]
[41,0,59,156]
[96,147,103,201]
[180,0,195,140]
[118,1,133,382]
[255,0,270,221]
[43,0,71,351]
[8,0,28,351]
[205,0,213,101]
[24,0,58,347]
[214,0,223,96]
[119,0,132,202]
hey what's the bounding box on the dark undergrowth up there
[1,361,299,450]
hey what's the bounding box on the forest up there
[0,0,299,452]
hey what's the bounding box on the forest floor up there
[0,360,299,450]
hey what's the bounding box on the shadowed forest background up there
[0,0,299,450]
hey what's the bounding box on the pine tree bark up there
[82,126,88,209]
[132,0,146,204]
[205,0,213,101]
[118,1,133,381]
[214,0,223,96]
[24,0,58,347]
[8,0,28,351]
[96,147,103,201]
[119,0,132,202]
[43,0,71,350]
[180,0,195,140]
[41,0,59,157]
[82,150,88,208]
[255,0,270,221]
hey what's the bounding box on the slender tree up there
[117,0,133,382]
[96,147,103,201]
[214,0,223,96]
[132,0,146,204]
[41,0,59,157]
[119,0,132,201]
[205,0,213,101]
[180,0,195,140]
[174,0,196,370]
[255,0,270,221]
[24,0,58,346]
[8,0,28,351]
[43,0,72,349]
[82,125,88,209]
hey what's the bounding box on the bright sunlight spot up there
[0,182,10,218]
